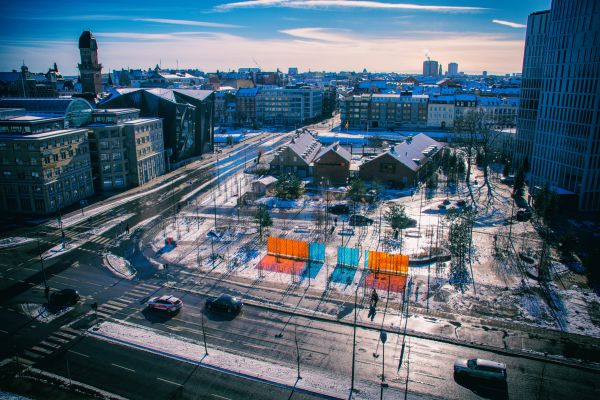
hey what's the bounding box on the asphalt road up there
[1,126,599,399]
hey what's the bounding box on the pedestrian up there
[126,224,130,234]
[334,217,338,226]
[44,285,50,300]
[371,289,379,307]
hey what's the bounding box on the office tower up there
[517,0,600,210]
[514,10,550,169]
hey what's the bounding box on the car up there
[454,358,507,382]
[516,209,532,222]
[501,176,515,186]
[348,214,374,226]
[49,289,80,307]
[328,204,350,215]
[205,294,243,314]
[147,295,183,313]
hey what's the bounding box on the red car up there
[147,295,183,313]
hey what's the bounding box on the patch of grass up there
[588,301,600,327]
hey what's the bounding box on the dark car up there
[349,214,374,226]
[206,295,243,314]
[49,289,80,307]
[328,204,350,215]
[516,209,532,222]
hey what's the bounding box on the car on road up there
[328,204,350,215]
[516,209,532,222]
[348,214,374,226]
[205,294,243,314]
[454,358,507,382]
[49,289,80,307]
[147,295,183,313]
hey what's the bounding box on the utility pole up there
[380,330,388,400]
[350,287,358,395]
[37,240,48,298]
[294,326,301,380]
[201,315,208,355]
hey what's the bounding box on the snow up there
[103,253,136,280]
[89,320,386,399]
[18,303,74,324]
[0,237,35,249]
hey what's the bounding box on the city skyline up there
[1,0,550,75]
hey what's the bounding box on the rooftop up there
[0,128,86,141]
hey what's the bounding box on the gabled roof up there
[315,142,352,163]
[283,132,322,164]
[363,134,444,172]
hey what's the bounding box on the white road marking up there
[211,395,231,400]
[111,363,135,373]
[68,350,90,358]
[156,377,181,386]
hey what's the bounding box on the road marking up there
[111,363,135,373]
[69,350,90,358]
[156,377,181,386]
[211,395,231,400]
[0,329,8,334]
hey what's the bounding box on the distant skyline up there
[0,0,551,76]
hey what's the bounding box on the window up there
[380,163,396,174]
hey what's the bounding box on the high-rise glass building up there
[515,0,600,210]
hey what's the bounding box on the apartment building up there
[0,115,93,214]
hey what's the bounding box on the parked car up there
[348,214,374,226]
[328,204,350,215]
[501,176,515,186]
[205,294,243,314]
[49,289,80,307]
[454,358,507,382]
[147,295,183,313]
[516,209,532,222]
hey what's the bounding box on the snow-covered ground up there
[18,303,74,324]
[103,254,136,280]
[0,237,35,249]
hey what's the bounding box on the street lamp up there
[380,330,388,399]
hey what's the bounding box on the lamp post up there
[380,330,388,400]
[37,240,48,298]
[350,286,358,394]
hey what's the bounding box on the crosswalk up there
[15,282,162,366]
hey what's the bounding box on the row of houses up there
[340,93,519,131]
[269,131,444,188]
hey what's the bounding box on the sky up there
[0,0,551,76]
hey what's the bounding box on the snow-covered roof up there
[315,142,352,163]
[283,132,322,164]
[363,133,444,172]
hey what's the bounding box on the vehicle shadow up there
[203,308,240,322]
[141,307,179,323]
[454,375,509,400]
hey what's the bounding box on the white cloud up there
[1,29,523,76]
[215,0,487,13]
[492,19,526,28]
[133,18,241,28]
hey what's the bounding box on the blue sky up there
[0,0,551,75]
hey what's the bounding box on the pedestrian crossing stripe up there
[120,297,136,303]
[138,283,160,290]
[39,341,60,350]
[101,303,122,311]
[106,300,129,308]
[17,357,35,365]
[54,331,77,340]
[30,346,53,355]
[95,311,111,318]
[46,336,69,344]
[60,327,80,335]
[23,350,43,359]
